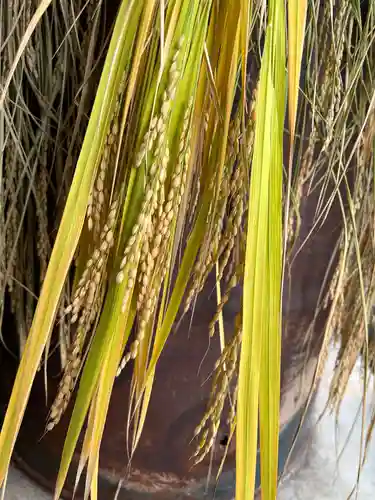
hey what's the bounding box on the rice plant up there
[0,1,374,499]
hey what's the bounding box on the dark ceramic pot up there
[0,177,342,499]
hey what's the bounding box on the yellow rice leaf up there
[236,1,285,498]
[90,456,99,500]
[259,2,286,499]
[236,46,272,499]
[287,0,308,147]
[83,341,121,500]
[240,0,251,111]
[73,396,98,496]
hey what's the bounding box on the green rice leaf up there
[236,2,286,498]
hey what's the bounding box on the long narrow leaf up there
[288,0,308,148]
[236,2,286,498]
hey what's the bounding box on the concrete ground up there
[278,349,375,499]
[2,347,375,499]
[1,468,50,500]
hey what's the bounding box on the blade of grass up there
[236,43,271,499]
[236,1,286,498]
[287,0,307,149]
[259,13,285,500]
[283,0,307,285]
[240,0,251,112]
[259,1,286,495]
[82,320,128,500]
[73,394,98,496]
